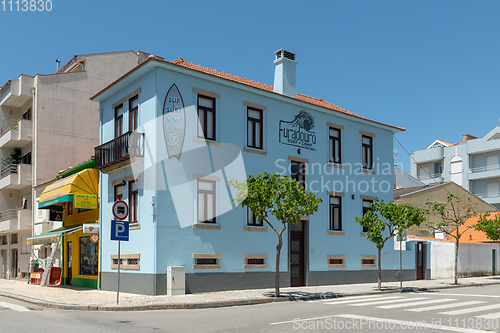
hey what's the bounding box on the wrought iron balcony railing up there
[0,209,18,222]
[417,173,442,181]
[469,165,500,173]
[0,158,18,179]
[94,131,144,169]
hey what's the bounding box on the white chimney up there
[273,49,297,97]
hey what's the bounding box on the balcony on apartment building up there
[468,164,500,180]
[473,191,500,205]
[0,118,33,148]
[0,75,34,108]
[417,172,444,184]
[94,131,144,174]
[412,146,444,163]
[0,209,31,233]
[0,160,32,190]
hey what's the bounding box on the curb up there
[2,280,500,311]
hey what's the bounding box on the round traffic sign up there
[112,200,129,220]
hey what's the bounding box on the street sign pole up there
[117,240,121,305]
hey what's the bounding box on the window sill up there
[327,231,345,236]
[129,223,140,230]
[360,232,367,237]
[360,168,376,175]
[243,226,267,232]
[193,223,221,230]
[360,264,377,268]
[192,138,220,147]
[327,264,346,269]
[244,264,268,269]
[326,163,344,169]
[193,265,221,270]
[243,147,267,156]
[111,265,140,270]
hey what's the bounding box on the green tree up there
[229,172,322,297]
[426,193,478,285]
[355,198,426,291]
[475,213,500,241]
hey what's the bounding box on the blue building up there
[91,50,422,295]
[411,128,500,211]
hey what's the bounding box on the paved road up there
[2,285,500,332]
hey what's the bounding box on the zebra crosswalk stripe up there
[324,296,402,305]
[475,311,500,319]
[349,297,428,307]
[0,301,30,312]
[440,304,500,316]
[377,298,456,309]
[406,300,486,312]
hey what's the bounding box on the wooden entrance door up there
[416,242,424,280]
[290,229,305,287]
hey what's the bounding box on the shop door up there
[416,242,424,280]
[67,242,72,285]
[11,249,18,279]
[290,228,305,287]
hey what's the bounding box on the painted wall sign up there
[74,193,98,210]
[83,224,100,234]
[279,111,317,151]
[163,84,185,160]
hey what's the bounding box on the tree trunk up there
[377,247,382,291]
[454,238,459,285]
[275,234,283,297]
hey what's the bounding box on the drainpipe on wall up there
[29,84,36,274]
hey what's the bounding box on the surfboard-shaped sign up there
[163,84,185,160]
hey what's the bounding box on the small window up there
[193,254,221,269]
[247,207,263,226]
[114,184,123,201]
[129,180,138,223]
[247,107,263,149]
[291,161,306,190]
[361,256,376,268]
[362,199,373,233]
[329,128,341,164]
[0,235,7,245]
[329,196,342,231]
[22,152,31,165]
[244,254,268,268]
[197,95,216,140]
[11,233,18,244]
[115,104,124,138]
[22,108,32,120]
[362,135,373,169]
[129,95,139,132]
[111,254,140,270]
[327,255,345,268]
[67,202,73,216]
[197,180,216,223]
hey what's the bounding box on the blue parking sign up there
[111,220,129,241]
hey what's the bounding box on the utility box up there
[167,266,185,296]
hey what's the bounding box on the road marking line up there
[318,294,395,303]
[475,311,500,319]
[440,303,500,315]
[336,314,492,333]
[270,315,337,325]
[0,301,30,312]
[434,293,500,298]
[406,300,486,312]
[378,298,455,309]
[349,297,428,307]
[324,296,402,305]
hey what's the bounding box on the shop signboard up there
[74,193,98,210]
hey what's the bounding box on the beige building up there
[0,51,150,279]
[394,181,496,238]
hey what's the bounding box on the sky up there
[1,0,499,172]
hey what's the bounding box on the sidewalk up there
[0,276,499,311]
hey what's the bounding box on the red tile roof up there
[447,213,500,244]
[170,57,402,130]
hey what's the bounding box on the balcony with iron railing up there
[0,159,31,190]
[468,164,500,180]
[95,131,144,174]
[473,191,500,205]
[0,208,31,233]
[0,118,32,148]
[417,173,443,181]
